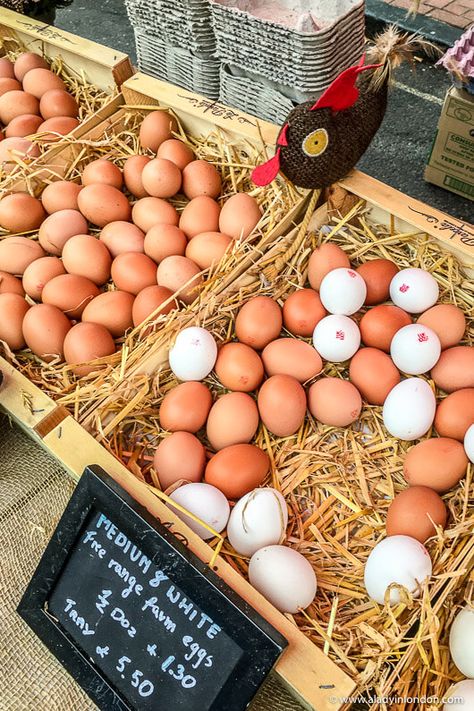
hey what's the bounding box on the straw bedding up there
[59,199,474,710]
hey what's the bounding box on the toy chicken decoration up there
[252,28,427,190]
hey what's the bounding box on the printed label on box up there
[443,132,474,164]
[446,97,474,124]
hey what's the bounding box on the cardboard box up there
[425,86,474,201]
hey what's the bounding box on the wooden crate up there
[0,7,133,187]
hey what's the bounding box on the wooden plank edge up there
[42,415,355,710]
[122,73,280,146]
[0,354,57,429]
[340,170,474,260]
[0,7,131,71]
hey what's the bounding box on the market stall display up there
[0,14,472,711]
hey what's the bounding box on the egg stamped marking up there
[399,284,410,293]
[335,330,345,340]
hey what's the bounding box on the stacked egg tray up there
[209,0,365,103]
[134,30,221,100]
[75,192,474,710]
[438,25,474,95]
[219,64,295,125]
[125,0,216,56]
[125,0,219,99]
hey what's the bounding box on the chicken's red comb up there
[310,55,382,112]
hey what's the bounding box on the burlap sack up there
[0,414,303,711]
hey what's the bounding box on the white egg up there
[248,545,317,614]
[312,314,360,362]
[169,326,218,381]
[364,535,432,605]
[227,488,288,557]
[449,606,474,678]
[389,268,439,314]
[443,680,474,710]
[319,267,367,315]
[464,423,474,463]
[168,482,230,540]
[382,377,436,440]
[390,323,441,375]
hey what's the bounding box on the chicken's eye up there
[302,128,328,157]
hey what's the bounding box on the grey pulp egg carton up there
[438,25,474,95]
[214,33,365,93]
[209,0,365,47]
[135,30,221,99]
[125,0,216,56]
[219,63,295,123]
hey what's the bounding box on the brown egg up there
[0,293,29,349]
[22,303,71,361]
[235,296,282,350]
[139,110,178,152]
[282,288,326,337]
[42,274,100,319]
[0,193,46,232]
[37,116,79,141]
[158,139,194,170]
[0,136,39,166]
[123,155,151,199]
[219,193,262,240]
[403,437,468,492]
[359,304,412,353]
[39,89,78,119]
[132,285,177,326]
[22,68,66,98]
[62,235,112,285]
[81,159,123,190]
[307,243,350,290]
[215,342,264,392]
[144,223,187,263]
[182,160,222,199]
[111,252,157,295]
[156,255,202,305]
[132,197,179,233]
[349,347,400,405]
[99,221,145,258]
[14,53,48,82]
[154,431,206,489]
[0,77,21,96]
[22,256,66,300]
[185,231,232,270]
[0,91,39,123]
[431,346,474,393]
[82,291,135,338]
[417,304,466,349]
[41,181,82,213]
[308,377,362,426]
[160,381,212,434]
[38,209,88,255]
[262,338,322,383]
[205,443,269,499]
[141,158,181,199]
[0,271,24,295]
[179,196,220,239]
[78,184,131,227]
[63,322,116,376]
[386,486,447,543]
[258,374,306,436]
[0,57,15,79]
[435,389,474,441]
[356,259,398,305]
[5,114,43,138]
[0,236,45,275]
[207,392,259,451]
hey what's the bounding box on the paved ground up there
[55,0,473,223]
[385,0,474,29]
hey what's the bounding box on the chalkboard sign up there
[18,466,287,711]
